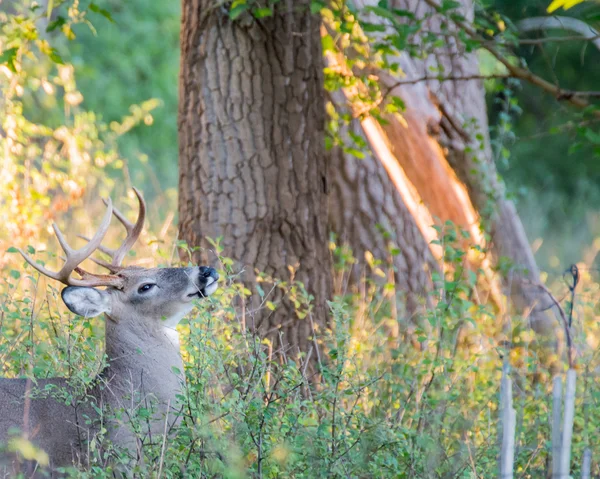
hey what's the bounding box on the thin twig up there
[534,282,574,368]
[385,73,512,92]
[518,34,600,45]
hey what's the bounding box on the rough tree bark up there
[178,1,332,354]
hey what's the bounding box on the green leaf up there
[229,4,249,20]
[48,48,64,64]
[253,7,272,18]
[361,22,387,33]
[138,408,150,419]
[321,34,335,52]
[6,247,18,253]
[584,129,600,144]
[310,1,326,13]
[440,0,461,12]
[364,6,397,23]
[0,47,18,72]
[391,8,415,19]
[344,147,365,159]
[46,16,66,32]
[89,3,115,23]
[568,142,583,155]
[10,270,20,280]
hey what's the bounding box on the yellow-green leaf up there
[547,0,586,12]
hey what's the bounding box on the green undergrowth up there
[2,236,600,478]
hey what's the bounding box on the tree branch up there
[517,16,600,53]
[421,0,600,117]
[518,34,600,45]
[384,73,512,92]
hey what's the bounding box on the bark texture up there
[178,1,332,352]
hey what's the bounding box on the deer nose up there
[198,266,218,281]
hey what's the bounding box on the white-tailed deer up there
[0,188,218,475]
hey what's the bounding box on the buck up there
[0,188,218,474]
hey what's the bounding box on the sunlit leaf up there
[89,3,115,23]
[253,7,272,18]
[229,3,249,20]
[547,0,586,12]
[48,48,64,64]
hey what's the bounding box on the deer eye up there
[138,284,156,294]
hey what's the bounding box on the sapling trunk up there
[500,373,516,479]
[581,448,591,479]
[551,375,563,479]
[559,369,577,478]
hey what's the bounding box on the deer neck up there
[102,315,184,407]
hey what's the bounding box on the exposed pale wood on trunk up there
[328,100,438,317]
[401,0,554,332]
[324,45,438,319]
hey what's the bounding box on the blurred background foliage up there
[485,0,600,271]
[69,0,180,191]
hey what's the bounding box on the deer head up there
[17,188,218,326]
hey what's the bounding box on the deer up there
[0,188,219,475]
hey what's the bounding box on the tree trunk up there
[345,0,554,335]
[395,0,554,333]
[178,1,332,354]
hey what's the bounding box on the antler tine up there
[18,199,115,287]
[66,246,125,274]
[17,248,65,284]
[75,234,125,274]
[102,187,146,267]
[76,234,116,258]
[88,255,125,273]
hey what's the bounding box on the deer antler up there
[18,198,124,288]
[79,187,146,273]
[104,187,146,267]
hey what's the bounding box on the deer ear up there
[61,286,111,318]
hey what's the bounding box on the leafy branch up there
[423,0,600,117]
